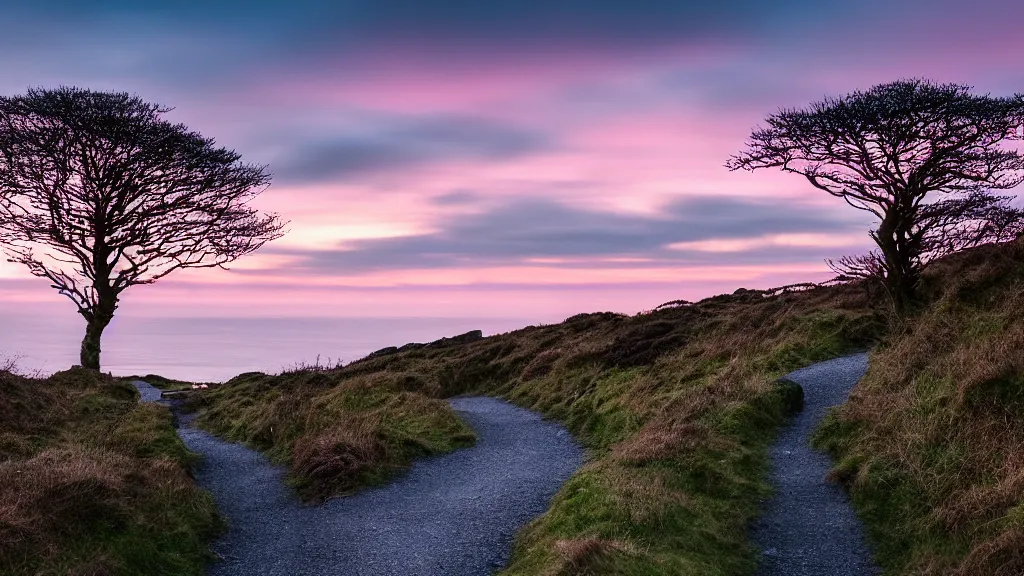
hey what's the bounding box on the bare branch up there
[728,79,1024,310]
[0,87,287,369]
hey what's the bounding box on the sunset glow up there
[1,0,1022,328]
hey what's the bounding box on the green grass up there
[494,304,873,575]
[811,238,1024,575]
[192,368,476,501]
[0,368,221,576]
[8,240,1021,576]
[191,281,878,574]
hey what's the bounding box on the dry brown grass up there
[553,538,633,575]
[189,274,878,575]
[199,279,875,575]
[0,368,219,576]
[1,447,130,560]
[193,369,476,501]
[290,417,392,500]
[815,238,1024,576]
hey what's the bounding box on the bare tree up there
[0,87,286,370]
[727,79,1024,310]
[827,190,1024,285]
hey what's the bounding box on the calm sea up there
[0,314,533,382]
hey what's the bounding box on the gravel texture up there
[133,381,584,576]
[751,353,879,576]
[134,380,165,403]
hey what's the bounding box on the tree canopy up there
[0,87,286,369]
[727,79,1024,308]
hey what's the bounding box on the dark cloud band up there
[271,116,552,183]
[262,195,872,274]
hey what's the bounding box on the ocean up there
[0,313,534,382]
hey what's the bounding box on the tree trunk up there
[79,296,116,371]
[79,318,107,370]
[875,200,919,314]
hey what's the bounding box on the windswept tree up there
[0,87,285,370]
[727,79,1024,310]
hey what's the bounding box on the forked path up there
[133,382,584,576]
[752,353,879,576]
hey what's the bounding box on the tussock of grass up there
[197,282,877,573]
[192,369,476,501]
[0,368,220,576]
[813,238,1024,576]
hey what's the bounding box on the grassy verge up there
[813,238,1024,576]
[0,368,220,576]
[191,368,476,501]
[489,290,877,575]
[195,281,878,573]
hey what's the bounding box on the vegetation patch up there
[191,369,476,501]
[193,281,878,574]
[492,291,876,576]
[0,368,220,576]
[813,238,1024,575]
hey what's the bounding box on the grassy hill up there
[194,238,1024,575]
[14,237,1023,575]
[814,238,1024,575]
[189,368,477,501]
[196,277,879,574]
[0,368,220,576]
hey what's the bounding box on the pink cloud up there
[5,3,1023,334]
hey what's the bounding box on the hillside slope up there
[815,238,1024,576]
[198,280,879,574]
[190,368,477,501]
[0,368,220,576]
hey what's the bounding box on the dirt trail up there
[751,353,879,576]
[133,381,584,576]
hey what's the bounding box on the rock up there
[425,330,484,349]
[365,346,399,360]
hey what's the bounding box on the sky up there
[1,0,1023,328]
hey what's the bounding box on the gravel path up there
[751,353,879,576]
[134,380,165,402]
[133,381,584,576]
